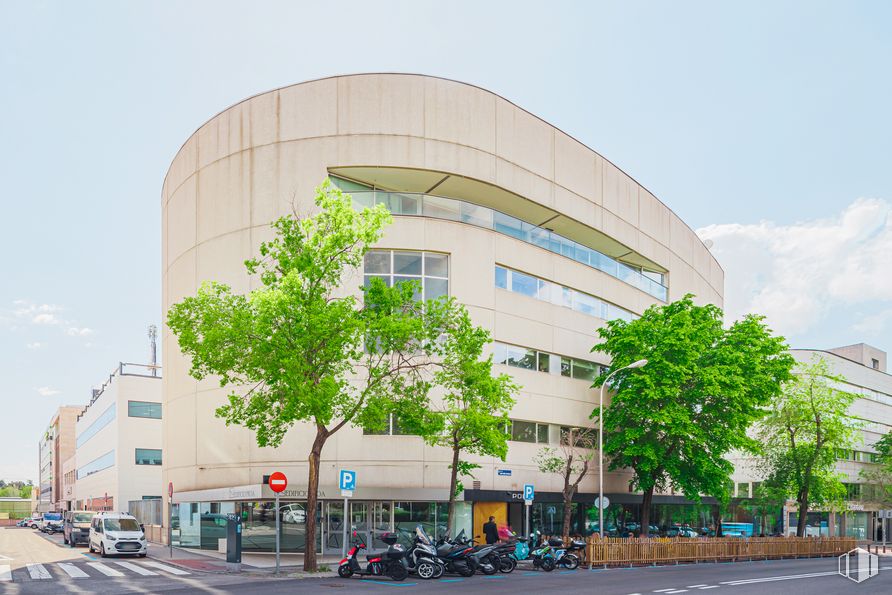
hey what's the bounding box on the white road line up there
[687,586,708,589]
[0,565,10,581]
[699,587,719,591]
[113,561,158,576]
[140,561,190,575]
[27,563,52,579]
[720,570,837,585]
[87,562,125,577]
[57,563,90,578]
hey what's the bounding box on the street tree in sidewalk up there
[167,181,444,571]
[860,431,892,506]
[398,301,519,535]
[535,427,596,538]
[592,295,794,537]
[758,357,860,537]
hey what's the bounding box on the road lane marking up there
[58,563,90,578]
[141,561,191,575]
[699,587,719,591]
[87,562,125,577]
[720,570,837,585]
[687,586,707,589]
[113,561,158,576]
[27,563,52,579]
[0,565,10,581]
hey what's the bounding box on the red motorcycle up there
[338,531,409,581]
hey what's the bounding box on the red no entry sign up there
[269,471,288,493]
[168,481,174,498]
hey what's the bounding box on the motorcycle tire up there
[389,564,408,581]
[338,565,354,578]
[541,557,556,572]
[499,556,516,573]
[416,561,437,580]
[432,562,445,579]
[561,554,579,570]
[457,562,475,577]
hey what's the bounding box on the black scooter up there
[338,531,408,581]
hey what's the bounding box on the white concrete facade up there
[161,74,723,545]
[74,364,163,512]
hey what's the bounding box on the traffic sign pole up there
[339,470,356,558]
[275,492,280,575]
[268,472,288,576]
[168,482,174,559]
[342,497,348,559]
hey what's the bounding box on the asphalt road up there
[1,526,888,594]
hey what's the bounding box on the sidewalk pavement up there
[147,541,341,577]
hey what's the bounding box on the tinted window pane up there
[510,271,538,297]
[492,343,507,365]
[494,266,508,289]
[511,421,536,443]
[507,346,535,370]
[364,251,391,274]
[128,401,161,419]
[393,252,422,275]
[135,448,162,465]
[537,424,548,444]
[537,352,550,373]
[424,253,449,278]
[571,359,598,381]
[424,278,448,300]
[561,357,571,377]
[393,276,422,300]
[423,195,460,220]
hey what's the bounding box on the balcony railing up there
[349,191,668,301]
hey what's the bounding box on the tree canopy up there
[758,357,859,535]
[592,295,794,536]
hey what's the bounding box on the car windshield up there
[73,513,94,523]
[104,518,140,532]
[45,514,62,521]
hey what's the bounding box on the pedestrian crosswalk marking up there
[0,565,10,582]
[58,562,90,578]
[113,561,158,576]
[87,562,124,577]
[141,560,190,575]
[26,563,52,579]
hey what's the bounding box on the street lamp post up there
[598,359,648,540]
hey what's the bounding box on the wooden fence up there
[585,536,857,567]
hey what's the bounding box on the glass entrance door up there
[324,501,346,555]
[349,502,370,550]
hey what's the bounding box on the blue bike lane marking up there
[360,580,418,587]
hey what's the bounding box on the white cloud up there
[697,198,892,339]
[14,302,64,325]
[32,313,61,325]
[35,386,60,397]
[66,326,94,337]
[26,342,43,350]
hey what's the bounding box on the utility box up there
[225,513,242,572]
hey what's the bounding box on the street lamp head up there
[628,359,648,369]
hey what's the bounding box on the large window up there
[510,420,549,444]
[363,414,414,436]
[135,448,162,466]
[77,450,115,479]
[76,403,116,448]
[129,401,162,419]
[334,176,668,301]
[495,265,636,322]
[493,342,606,381]
[364,250,449,301]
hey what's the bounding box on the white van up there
[88,512,147,557]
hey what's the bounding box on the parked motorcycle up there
[433,532,477,577]
[338,531,409,581]
[551,537,585,570]
[405,526,445,579]
[528,532,556,571]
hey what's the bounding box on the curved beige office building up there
[162,74,723,552]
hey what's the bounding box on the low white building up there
[74,363,163,512]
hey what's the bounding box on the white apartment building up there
[74,363,163,511]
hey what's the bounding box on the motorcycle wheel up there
[499,556,516,573]
[389,564,408,581]
[416,561,437,580]
[338,565,354,578]
[457,562,475,577]
[432,563,445,578]
[541,557,556,572]
[561,554,579,570]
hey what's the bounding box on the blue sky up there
[1,0,890,482]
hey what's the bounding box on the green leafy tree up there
[535,427,596,538]
[860,431,892,506]
[738,482,786,536]
[167,181,444,570]
[757,357,859,536]
[592,295,794,537]
[400,300,518,534]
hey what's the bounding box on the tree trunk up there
[447,440,460,538]
[796,493,809,537]
[640,486,655,537]
[562,489,574,539]
[303,425,328,571]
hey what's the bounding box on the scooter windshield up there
[415,525,433,545]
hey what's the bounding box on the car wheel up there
[138,553,147,558]
[100,543,107,558]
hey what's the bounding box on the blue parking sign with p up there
[523,484,534,502]
[340,469,356,491]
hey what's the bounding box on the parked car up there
[88,512,147,557]
[27,516,42,529]
[63,511,96,547]
[39,512,63,534]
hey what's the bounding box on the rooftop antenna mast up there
[148,324,158,376]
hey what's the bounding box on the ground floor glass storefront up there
[171,500,472,554]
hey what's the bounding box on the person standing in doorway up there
[483,516,499,544]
